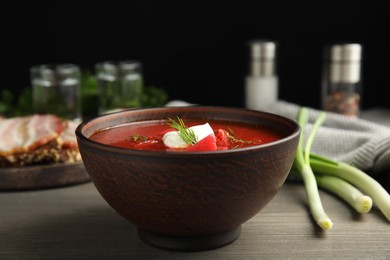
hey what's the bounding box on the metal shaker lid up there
[328,43,362,84]
[330,43,362,62]
[248,40,277,77]
[249,40,277,60]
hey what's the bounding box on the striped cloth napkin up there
[166,100,390,174]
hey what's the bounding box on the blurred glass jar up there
[95,60,143,114]
[30,63,82,122]
[321,43,363,117]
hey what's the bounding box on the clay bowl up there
[75,106,300,251]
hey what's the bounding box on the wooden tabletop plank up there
[1,181,389,259]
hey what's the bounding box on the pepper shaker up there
[321,43,363,117]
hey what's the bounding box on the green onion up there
[309,153,390,221]
[315,174,373,214]
[292,106,390,229]
[294,108,333,230]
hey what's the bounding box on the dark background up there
[1,1,388,110]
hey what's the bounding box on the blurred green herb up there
[80,69,99,117]
[141,85,169,108]
[0,88,32,117]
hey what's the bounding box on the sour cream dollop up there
[162,123,214,149]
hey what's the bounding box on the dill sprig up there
[128,134,148,142]
[168,117,197,145]
[227,128,261,146]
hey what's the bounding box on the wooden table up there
[1,179,390,259]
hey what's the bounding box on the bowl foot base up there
[137,226,241,251]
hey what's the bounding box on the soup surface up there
[89,119,285,152]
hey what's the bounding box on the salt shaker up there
[321,43,363,117]
[245,40,278,111]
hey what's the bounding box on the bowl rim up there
[75,106,301,157]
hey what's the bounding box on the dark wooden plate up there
[0,161,90,191]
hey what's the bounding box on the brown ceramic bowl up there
[75,106,300,251]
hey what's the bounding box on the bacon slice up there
[0,115,65,157]
[60,120,79,150]
[57,119,82,163]
[0,114,84,167]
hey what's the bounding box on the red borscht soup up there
[89,118,284,152]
